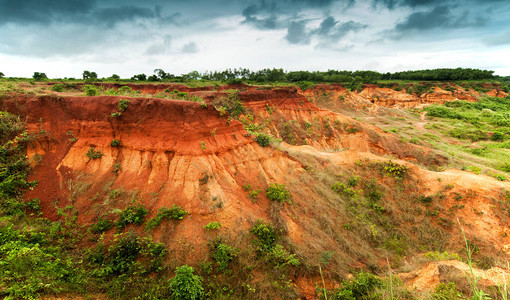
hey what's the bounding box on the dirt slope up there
[2,83,510,298]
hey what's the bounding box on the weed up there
[115,204,149,228]
[90,218,114,234]
[254,133,271,147]
[169,265,204,300]
[146,205,189,229]
[204,222,221,231]
[210,238,237,272]
[111,139,121,147]
[86,147,103,160]
[266,183,290,202]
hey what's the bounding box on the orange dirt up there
[2,82,510,297]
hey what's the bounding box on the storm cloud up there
[0,0,509,77]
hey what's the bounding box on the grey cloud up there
[241,0,341,30]
[392,5,487,35]
[285,16,367,47]
[315,17,367,39]
[181,42,199,54]
[94,5,155,28]
[485,29,510,46]
[0,0,176,28]
[0,0,95,25]
[144,35,172,55]
[285,21,310,44]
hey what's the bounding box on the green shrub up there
[204,222,221,231]
[265,183,290,202]
[83,85,99,96]
[492,131,505,141]
[91,233,166,277]
[431,282,462,300]
[111,112,122,118]
[146,205,189,229]
[51,83,65,92]
[210,239,237,272]
[264,244,300,269]
[254,133,271,147]
[250,221,278,252]
[212,89,245,119]
[118,99,131,112]
[0,111,24,143]
[86,147,103,159]
[331,182,361,199]
[116,204,149,228]
[91,218,114,233]
[168,265,204,300]
[248,189,261,200]
[334,272,382,300]
[111,139,121,147]
[379,160,408,179]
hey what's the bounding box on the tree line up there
[0,68,499,83]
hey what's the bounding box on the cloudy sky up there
[1,0,509,78]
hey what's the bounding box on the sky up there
[0,0,509,78]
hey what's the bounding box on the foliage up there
[334,272,383,300]
[424,251,462,261]
[32,72,47,80]
[254,132,271,147]
[51,83,65,92]
[212,89,245,119]
[86,147,103,159]
[265,183,290,202]
[111,139,121,147]
[204,222,221,231]
[432,282,463,300]
[250,221,278,252]
[115,204,149,228]
[82,70,98,80]
[209,239,237,272]
[118,99,131,112]
[146,205,189,229]
[378,160,408,179]
[89,232,166,277]
[168,265,204,300]
[90,218,114,233]
[83,84,100,96]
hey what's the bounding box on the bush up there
[254,133,271,147]
[334,272,382,299]
[265,183,290,202]
[86,147,103,159]
[492,131,505,141]
[51,83,65,92]
[212,89,245,119]
[378,160,408,179]
[204,222,221,231]
[111,139,121,147]
[168,265,204,300]
[116,204,149,228]
[90,218,114,233]
[83,85,99,96]
[210,239,237,272]
[91,233,166,277]
[431,282,462,300]
[146,205,189,229]
[250,221,278,252]
[118,99,131,112]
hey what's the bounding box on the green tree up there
[32,72,48,80]
[0,72,4,78]
[109,74,120,80]
[168,265,204,300]
[83,70,98,80]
